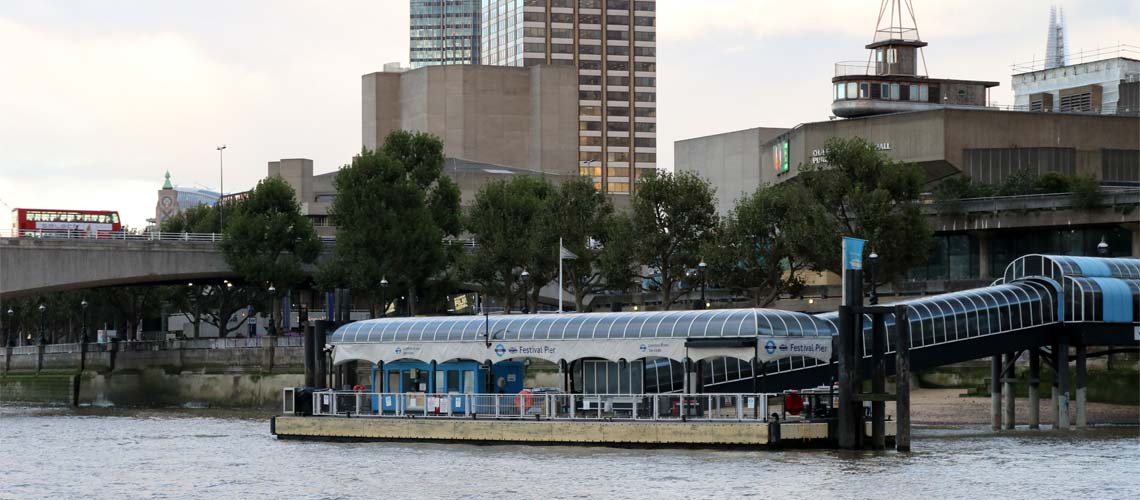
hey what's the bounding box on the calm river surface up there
[1,407,1137,500]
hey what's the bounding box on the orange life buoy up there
[515,389,534,410]
[352,384,365,393]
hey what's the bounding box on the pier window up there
[846,82,857,99]
[859,83,870,99]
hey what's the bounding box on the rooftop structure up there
[1011,45,1140,116]
[154,172,221,227]
[831,0,998,118]
[1045,5,1068,70]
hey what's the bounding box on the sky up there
[1,0,1136,230]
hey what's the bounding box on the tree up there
[630,171,718,310]
[704,183,832,307]
[166,284,262,338]
[464,175,556,312]
[221,176,322,298]
[318,131,461,316]
[797,137,932,283]
[160,204,220,233]
[544,177,637,311]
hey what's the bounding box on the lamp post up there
[868,251,880,305]
[80,299,89,344]
[1097,237,1109,256]
[37,304,47,345]
[519,270,530,314]
[267,284,277,337]
[216,145,226,231]
[5,307,13,347]
[379,277,389,318]
[698,260,708,310]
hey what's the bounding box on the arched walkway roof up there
[330,308,833,365]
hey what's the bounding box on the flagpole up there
[558,238,563,314]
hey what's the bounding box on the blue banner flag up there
[842,237,866,271]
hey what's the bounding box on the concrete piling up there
[1075,342,1087,428]
[1003,352,1016,430]
[991,354,1002,431]
[1057,335,1069,430]
[1028,349,1040,430]
[1051,339,1061,427]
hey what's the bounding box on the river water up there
[1,407,1137,500]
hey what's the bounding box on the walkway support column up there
[1003,352,1016,430]
[837,304,858,449]
[1029,349,1040,430]
[303,324,316,387]
[314,320,331,389]
[991,354,1002,431]
[1051,339,1060,427]
[1057,334,1069,430]
[894,304,911,452]
[1075,341,1087,428]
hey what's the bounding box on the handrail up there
[304,391,779,422]
[0,229,478,247]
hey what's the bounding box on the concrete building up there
[410,0,481,67]
[673,127,790,216]
[154,172,220,227]
[362,64,578,177]
[480,0,658,195]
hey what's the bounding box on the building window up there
[580,166,603,176]
[859,83,869,99]
[607,152,629,163]
[580,90,602,100]
[847,82,857,100]
[580,136,603,146]
[634,137,656,147]
[607,15,630,25]
[634,152,656,163]
[607,60,629,71]
[963,147,1077,184]
[634,107,656,117]
[607,136,630,147]
[634,122,656,133]
[580,105,602,116]
[890,83,900,100]
[579,75,601,86]
[580,60,601,70]
[634,92,655,102]
[579,121,603,131]
[580,29,602,40]
[607,121,630,132]
[579,0,601,8]
[606,45,629,56]
[580,151,603,162]
[633,46,655,57]
[607,75,630,86]
[608,106,630,116]
[608,182,630,193]
[607,91,630,101]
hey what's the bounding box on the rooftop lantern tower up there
[831,0,998,118]
[866,0,928,78]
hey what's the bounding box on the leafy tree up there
[221,177,321,304]
[797,137,932,283]
[166,284,262,338]
[161,204,220,233]
[544,177,637,311]
[464,175,556,312]
[704,182,832,307]
[630,170,718,310]
[319,131,461,316]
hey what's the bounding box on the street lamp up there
[868,251,880,305]
[379,277,389,318]
[519,270,530,314]
[1097,237,1109,256]
[5,307,13,347]
[217,145,227,231]
[697,260,708,310]
[267,284,277,337]
[80,299,89,344]
[37,304,47,345]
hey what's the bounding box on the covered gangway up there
[329,308,835,367]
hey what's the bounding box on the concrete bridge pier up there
[990,354,1002,431]
[1075,342,1087,428]
[1028,349,1041,430]
[1003,352,1016,430]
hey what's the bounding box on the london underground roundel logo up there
[494,344,506,357]
[764,340,777,355]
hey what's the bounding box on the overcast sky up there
[1,0,1135,229]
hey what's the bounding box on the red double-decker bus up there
[11,208,122,236]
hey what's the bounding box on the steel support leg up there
[1076,342,1087,428]
[1057,335,1070,430]
[1003,352,1016,430]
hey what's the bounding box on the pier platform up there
[271,416,896,448]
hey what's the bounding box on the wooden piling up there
[893,304,911,452]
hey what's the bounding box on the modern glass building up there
[480,0,657,195]
[410,0,481,68]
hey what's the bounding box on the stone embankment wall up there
[1,341,304,409]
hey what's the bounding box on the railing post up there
[494,394,500,418]
[737,394,744,421]
[653,395,659,420]
[570,395,576,419]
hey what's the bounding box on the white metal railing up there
[10,345,38,355]
[1,229,477,247]
[304,391,774,422]
[5,337,302,353]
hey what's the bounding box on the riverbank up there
[908,387,1139,426]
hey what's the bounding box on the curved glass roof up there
[815,279,1060,351]
[1064,277,1140,323]
[331,308,834,344]
[1003,254,1140,283]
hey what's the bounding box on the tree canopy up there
[318,130,461,316]
[630,170,718,310]
[220,176,322,291]
[796,136,932,283]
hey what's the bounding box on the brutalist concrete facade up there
[362,64,578,177]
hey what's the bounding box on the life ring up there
[784,391,804,416]
[352,384,365,393]
[515,389,534,410]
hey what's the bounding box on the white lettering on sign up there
[757,336,833,363]
[811,143,891,165]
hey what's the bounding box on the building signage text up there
[811,142,891,164]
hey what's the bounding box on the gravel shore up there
[909,387,1140,425]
